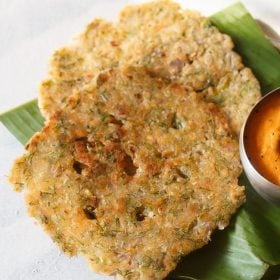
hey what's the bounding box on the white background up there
[0,1,279,279]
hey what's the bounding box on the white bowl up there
[239,88,280,206]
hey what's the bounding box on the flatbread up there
[10,67,245,279]
[39,0,261,134]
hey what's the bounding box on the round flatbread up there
[11,67,245,279]
[39,0,261,134]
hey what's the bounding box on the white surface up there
[0,1,279,279]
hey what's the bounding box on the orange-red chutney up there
[244,93,280,186]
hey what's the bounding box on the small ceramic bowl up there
[239,87,280,206]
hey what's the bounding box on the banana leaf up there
[0,99,44,145]
[1,2,280,280]
[210,2,280,94]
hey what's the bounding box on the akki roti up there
[10,67,245,279]
[8,0,263,279]
[39,0,261,135]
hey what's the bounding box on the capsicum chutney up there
[244,92,280,186]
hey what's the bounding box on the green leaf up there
[0,99,45,145]
[0,2,280,280]
[239,175,280,266]
[210,2,280,93]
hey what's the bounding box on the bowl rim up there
[240,86,280,189]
